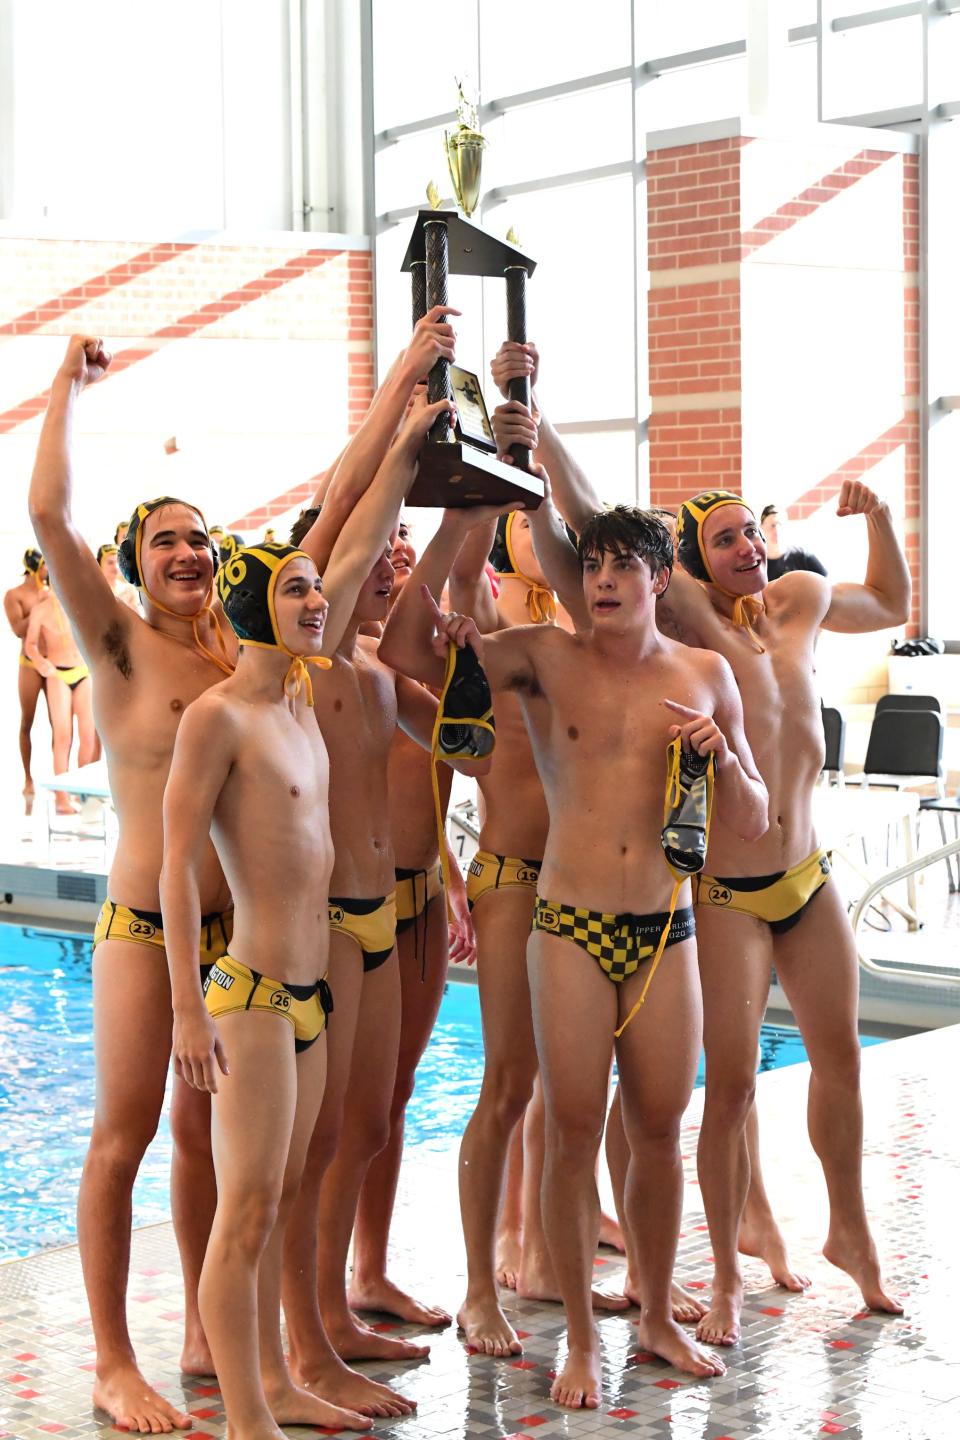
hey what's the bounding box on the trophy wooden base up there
[407,441,544,509]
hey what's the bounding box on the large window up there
[368,1,959,637]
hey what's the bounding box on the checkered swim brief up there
[532,897,696,981]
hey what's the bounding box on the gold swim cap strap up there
[240,637,332,703]
[501,510,558,625]
[730,594,766,654]
[614,875,684,1039]
[191,606,237,677]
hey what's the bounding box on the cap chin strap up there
[240,638,332,704]
[146,587,236,676]
[709,586,765,654]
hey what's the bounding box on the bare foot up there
[823,1230,903,1314]
[55,793,80,816]
[695,1283,743,1347]
[347,1274,451,1327]
[290,1356,416,1417]
[324,1313,429,1363]
[622,1271,707,1324]
[635,1315,726,1377]
[598,1210,625,1252]
[179,1330,216,1377]
[23,785,34,816]
[739,1214,811,1291]
[550,1338,602,1409]
[456,1296,522,1357]
[92,1365,192,1433]
[495,1227,523,1290]
[516,1252,630,1312]
[265,1377,371,1432]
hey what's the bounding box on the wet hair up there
[577,505,673,580]
[760,504,780,522]
[650,505,677,522]
[289,506,321,549]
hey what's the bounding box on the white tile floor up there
[2,1025,957,1440]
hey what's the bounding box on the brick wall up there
[646,126,920,643]
[0,233,374,548]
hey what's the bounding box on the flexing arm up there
[313,394,454,655]
[821,480,911,633]
[298,308,458,571]
[159,699,236,1093]
[379,504,519,684]
[491,341,601,530]
[664,658,768,842]
[28,337,126,661]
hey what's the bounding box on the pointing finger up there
[663,699,700,718]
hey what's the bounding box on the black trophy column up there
[424,219,452,444]
[411,259,427,327]
[505,264,531,471]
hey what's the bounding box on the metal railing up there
[851,834,960,983]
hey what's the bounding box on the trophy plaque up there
[400,85,544,509]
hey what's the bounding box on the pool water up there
[0,925,885,1261]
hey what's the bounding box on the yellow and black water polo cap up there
[489,510,557,624]
[23,548,44,584]
[677,489,765,652]
[119,496,233,675]
[96,543,118,566]
[216,543,331,703]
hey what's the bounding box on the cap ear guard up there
[117,534,139,585]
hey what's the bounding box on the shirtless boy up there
[23,576,98,811]
[282,413,491,1379]
[659,484,907,1344]
[348,516,477,1331]
[382,504,768,1407]
[4,549,51,809]
[29,335,241,1432]
[160,542,370,1439]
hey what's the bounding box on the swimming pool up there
[0,925,885,1261]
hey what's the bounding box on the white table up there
[814,784,920,927]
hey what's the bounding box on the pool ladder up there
[851,833,960,985]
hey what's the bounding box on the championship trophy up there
[401,82,544,508]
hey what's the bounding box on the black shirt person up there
[760,504,827,582]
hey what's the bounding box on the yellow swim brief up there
[203,953,333,1052]
[693,846,832,934]
[395,862,443,930]
[19,653,37,671]
[93,900,234,972]
[466,850,542,911]
[328,893,397,973]
[53,661,90,691]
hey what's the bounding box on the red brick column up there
[646,123,920,636]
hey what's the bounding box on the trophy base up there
[407,442,544,509]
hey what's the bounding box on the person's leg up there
[71,675,98,766]
[80,939,192,1433]
[605,1086,706,1323]
[349,892,451,1326]
[457,889,539,1355]
[494,1116,524,1289]
[317,948,429,1361]
[737,1092,811,1291]
[200,1012,297,1440]
[169,1076,216,1374]
[283,938,415,1418]
[527,930,622,1409]
[45,673,76,814]
[694,907,772,1346]
[254,1030,370,1434]
[615,940,725,1380]
[773,880,901,1313]
[516,1071,628,1310]
[17,662,43,804]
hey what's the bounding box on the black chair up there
[848,708,945,794]
[875,692,941,716]
[821,705,846,785]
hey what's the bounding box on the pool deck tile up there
[1,1026,958,1439]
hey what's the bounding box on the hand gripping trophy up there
[402,81,544,508]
